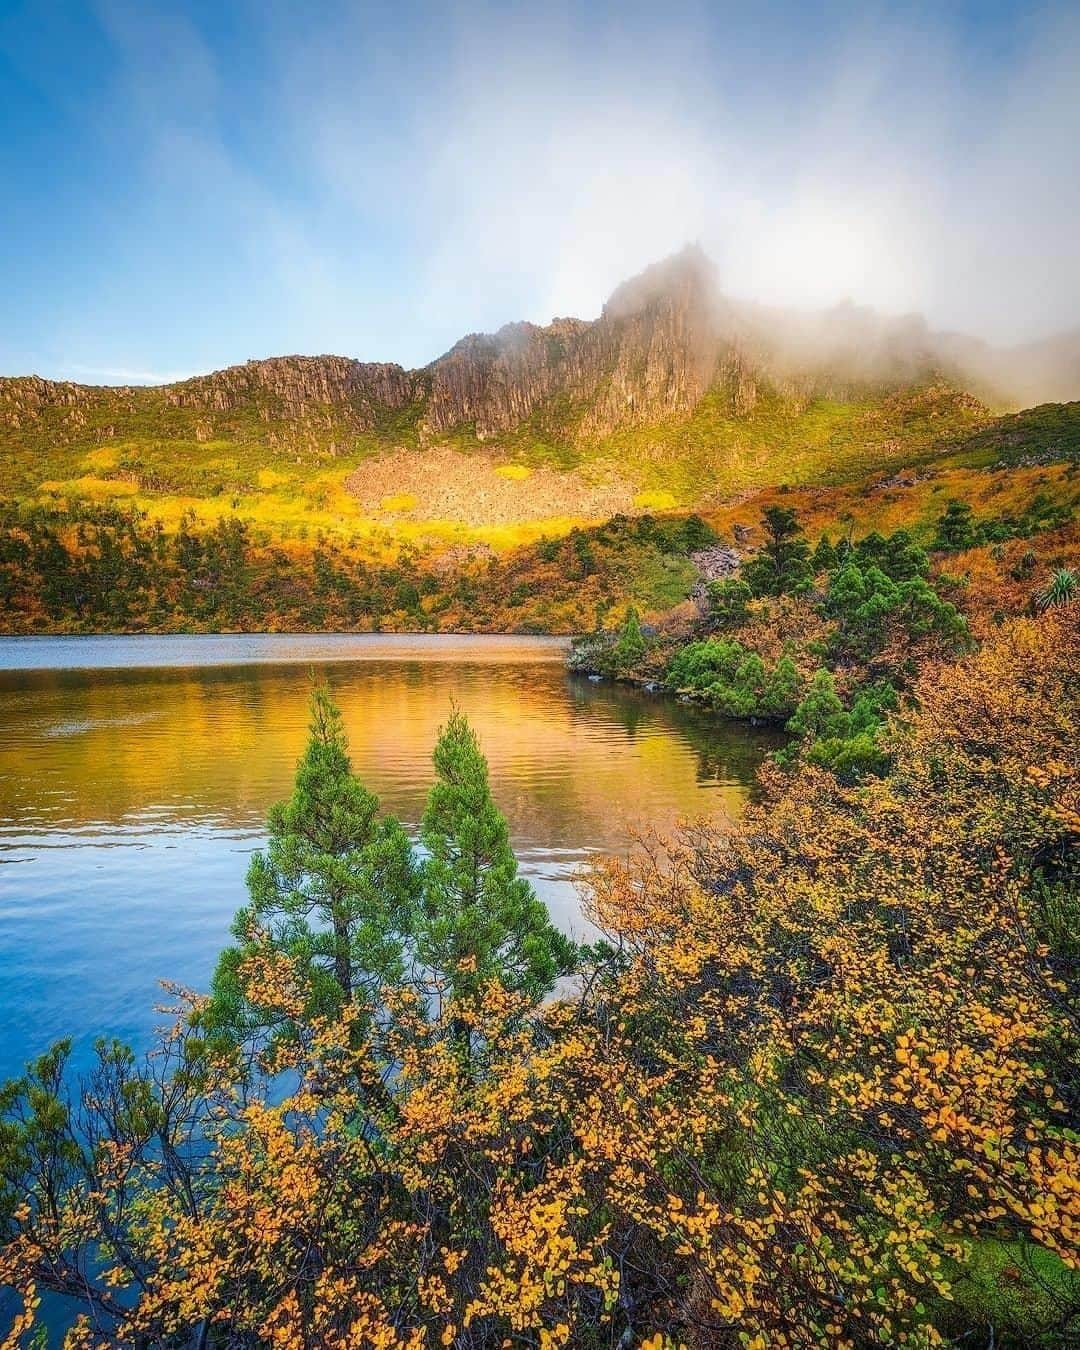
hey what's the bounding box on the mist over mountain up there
[3,248,1076,473]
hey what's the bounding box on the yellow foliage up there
[1,611,1076,1346]
[634,489,678,510]
[40,474,139,498]
[256,467,291,489]
[80,446,120,471]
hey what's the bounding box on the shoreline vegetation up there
[2,366,1079,1344]
[0,602,1075,1346]
[568,499,1075,781]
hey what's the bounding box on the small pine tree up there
[612,606,646,673]
[761,655,801,720]
[786,669,850,741]
[877,529,928,581]
[209,686,417,1034]
[811,534,838,574]
[713,652,767,718]
[707,577,752,627]
[742,506,814,597]
[417,709,577,1009]
[932,500,978,552]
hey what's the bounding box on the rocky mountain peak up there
[418,245,731,443]
[2,246,1075,462]
[601,242,719,321]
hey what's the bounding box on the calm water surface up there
[0,634,781,1083]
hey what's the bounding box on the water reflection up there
[0,636,782,1081]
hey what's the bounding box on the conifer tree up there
[811,534,838,574]
[209,685,418,1033]
[854,528,927,581]
[707,577,752,627]
[742,506,814,597]
[417,709,577,1009]
[612,605,646,673]
[786,668,849,741]
[761,654,801,719]
[932,499,978,552]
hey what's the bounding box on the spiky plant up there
[1034,567,1077,611]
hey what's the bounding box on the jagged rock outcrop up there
[164,356,417,419]
[0,356,420,453]
[2,244,1073,460]
[420,245,730,442]
[0,376,133,440]
[421,320,591,439]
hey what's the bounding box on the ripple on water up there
[0,635,783,1084]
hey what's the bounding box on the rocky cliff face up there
[1,245,1067,458]
[164,356,422,449]
[0,375,132,433]
[164,355,418,419]
[421,245,738,442]
[0,356,421,451]
[0,246,749,453]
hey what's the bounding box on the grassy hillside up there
[0,374,1042,544]
[1,358,1076,635]
[936,399,1080,468]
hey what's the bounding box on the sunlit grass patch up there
[256,467,291,489]
[81,446,120,471]
[379,514,594,553]
[701,460,1076,552]
[40,475,139,499]
[634,489,678,510]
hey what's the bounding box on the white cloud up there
[278,0,1080,352]
[57,0,1080,377]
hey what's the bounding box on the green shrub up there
[741,506,814,597]
[706,577,752,626]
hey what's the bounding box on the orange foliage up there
[0,613,1077,1347]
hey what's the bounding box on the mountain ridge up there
[3,246,1078,539]
[5,245,1077,465]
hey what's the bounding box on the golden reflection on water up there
[0,637,779,844]
[0,636,783,1080]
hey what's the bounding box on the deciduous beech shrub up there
[1,610,1076,1347]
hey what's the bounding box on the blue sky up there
[1,1,1077,382]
